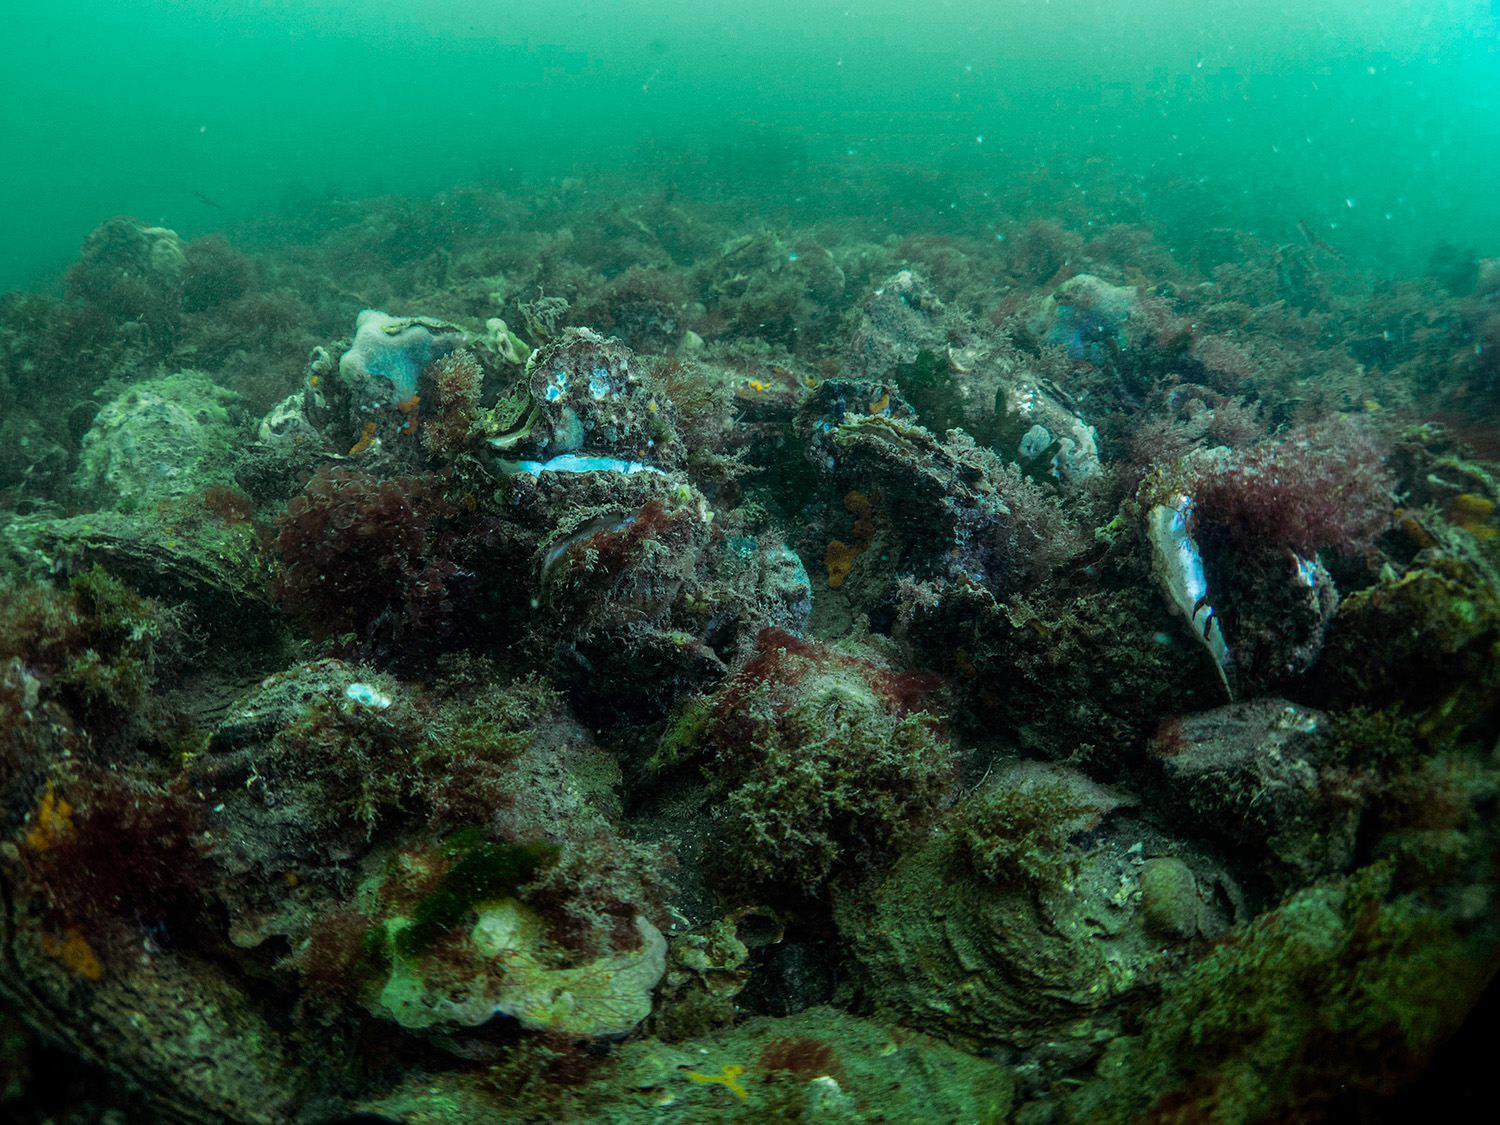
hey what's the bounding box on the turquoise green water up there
[4,1,1497,291]
[6,5,1500,1122]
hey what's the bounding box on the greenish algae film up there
[1,2,1499,1123]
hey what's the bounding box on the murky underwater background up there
[4,0,1499,291]
[3,2,1500,1124]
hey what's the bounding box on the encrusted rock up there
[72,370,243,509]
[376,899,667,1038]
[839,762,1171,1051]
[1150,699,1362,885]
[843,269,1101,489]
[501,472,810,720]
[1138,857,1204,941]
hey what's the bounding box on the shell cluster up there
[489,327,682,473]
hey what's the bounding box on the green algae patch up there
[393,835,560,959]
[1318,566,1500,726]
[631,1006,1014,1124]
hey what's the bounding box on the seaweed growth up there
[272,467,458,659]
[1184,419,1395,558]
[0,565,176,717]
[953,778,1094,887]
[21,772,211,965]
[693,629,952,897]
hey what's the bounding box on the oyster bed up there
[1,180,1498,1124]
